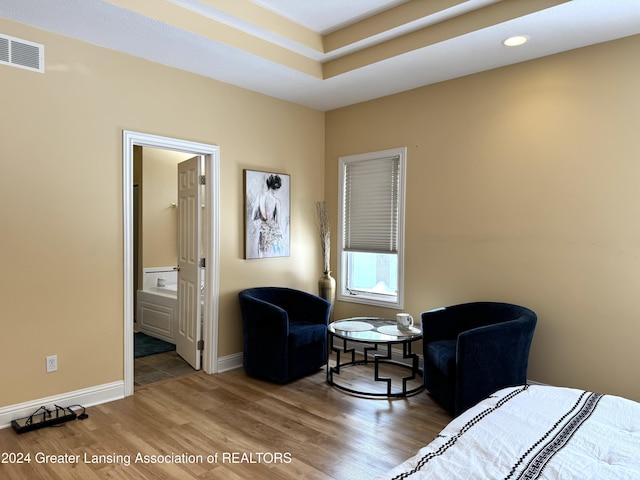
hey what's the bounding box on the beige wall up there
[326,34,640,402]
[0,18,325,407]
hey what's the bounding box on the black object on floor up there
[134,332,176,358]
[12,406,77,434]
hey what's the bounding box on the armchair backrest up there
[239,287,331,325]
[240,287,294,307]
[422,302,537,342]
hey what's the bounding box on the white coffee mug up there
[396,313,414,331]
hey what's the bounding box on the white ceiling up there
[2,0,640,111]
[251,0,410,34]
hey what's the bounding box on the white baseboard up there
[0,381,125,430]
[526,379,547,386]
[216,352,243,373]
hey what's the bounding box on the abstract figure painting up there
[244,169,290,259]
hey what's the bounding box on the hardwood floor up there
[0,366,451,480]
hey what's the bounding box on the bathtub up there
[137,287,178,344]
[136,267,203,344]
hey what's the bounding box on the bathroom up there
[133,146,203,385]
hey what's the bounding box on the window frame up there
[337,147,407,309]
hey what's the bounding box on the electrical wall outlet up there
[46,355,58,373]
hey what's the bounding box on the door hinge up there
[197,340,204,351]
[199,258,206,268]
[199,175,206,185]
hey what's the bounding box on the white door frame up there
[123,130,220,397]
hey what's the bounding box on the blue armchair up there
[238,287,331,383]
[422,302,537,416]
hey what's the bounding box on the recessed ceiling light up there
[503,35,529,47]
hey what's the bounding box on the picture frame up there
[243,169,291,259]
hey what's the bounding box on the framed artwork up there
[244,169,290,259]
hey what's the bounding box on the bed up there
[377,384,640,480]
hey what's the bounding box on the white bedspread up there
[378,385,640,480]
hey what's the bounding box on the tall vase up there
[318,271,336,320]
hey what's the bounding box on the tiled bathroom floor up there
[134,351,196,386]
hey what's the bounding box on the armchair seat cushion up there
[289,322,326,348]
[424,340,456,377]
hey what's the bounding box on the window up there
[337,147,406,308]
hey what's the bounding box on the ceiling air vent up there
[0,34,44,73]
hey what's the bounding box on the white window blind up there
[342,155,400,253]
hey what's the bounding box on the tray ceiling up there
[2,0,640,110]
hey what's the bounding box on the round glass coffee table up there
[327,317,423,397]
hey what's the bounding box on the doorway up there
[134,150,198,384]
[123,131,220,397]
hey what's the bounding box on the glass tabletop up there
[328,317,422,342]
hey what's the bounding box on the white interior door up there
[177,156,202,370]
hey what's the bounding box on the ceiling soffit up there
[323,0,569,78]
[103,0,570,80]
[105,0,322,77]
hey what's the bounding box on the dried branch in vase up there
[315,201,331,274]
